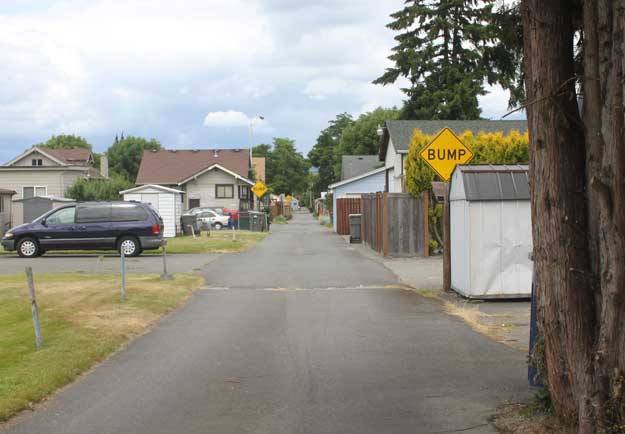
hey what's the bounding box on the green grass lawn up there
[0,231,268,256]
[0,272,203,421]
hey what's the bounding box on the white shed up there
[120,185,183,238]
[449,165,532,299]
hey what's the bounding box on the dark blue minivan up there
[1,201,164,258]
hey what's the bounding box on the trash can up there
[181,214,200,236]
[249,211,266,232]
[349,214,361,244]
[238,212,250,230]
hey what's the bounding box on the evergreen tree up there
[375,0,521,119]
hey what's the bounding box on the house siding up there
[11,151,58,167]
[0,170,73,199]
[332,171,385,232]
[182,168,244,210]
[384,140,405,193]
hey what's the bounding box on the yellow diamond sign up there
[419,128,474,181]
[251,181,268,198]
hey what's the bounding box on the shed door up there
[24,199,52,223]
[140,193,159,209]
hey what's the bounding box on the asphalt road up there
[0,253,217,275]
[3,212,529,434]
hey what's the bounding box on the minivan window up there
[46,207,76,225]
[76,204,112,223]
[111,204,148,222]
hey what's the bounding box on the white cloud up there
[202,111,271,132]
[203,111,254,128]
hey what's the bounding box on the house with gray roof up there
[340,155,382,180]
[378,120,528,193]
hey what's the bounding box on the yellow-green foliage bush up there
[405,129,529,197]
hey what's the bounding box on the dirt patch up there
[412,288,529,352]
[493,404,575,434]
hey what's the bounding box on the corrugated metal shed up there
[449,164,532,299]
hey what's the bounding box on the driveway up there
[0,253,217,275]
[3,212,529,434]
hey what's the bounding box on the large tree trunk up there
[522,0,625,432]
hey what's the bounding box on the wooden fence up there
[271,203,292,218]
[335,198,361,235]
[361,192,429,257]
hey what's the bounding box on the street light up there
[248,115,264,162]
[249,115,265,210]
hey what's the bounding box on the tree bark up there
[522,0,625,431]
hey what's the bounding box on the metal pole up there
[25,267,43,349]
[232,225,236,242]
[120,250,126,302]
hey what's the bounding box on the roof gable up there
[328,166,386,189]
[135,149,250,185]
[341,155,382,180]
[4,146,92,167]
[379,120,528,159]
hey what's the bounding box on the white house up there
[378,120,528,193]
[449,164,532,299]
[328,167,385,233]
[120,184,184,238]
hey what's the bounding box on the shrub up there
[66,175,133,201]
[404,129,529,197]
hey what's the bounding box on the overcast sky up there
[0,0,520,162]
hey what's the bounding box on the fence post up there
[25,267,43,349]
[423,192,430,257]
[160,241,173,281]
[443,183,451,292]
[382,192,388,257]
[232,225,236,242]
[120,250,126,302]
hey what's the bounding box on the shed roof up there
[340,155,381,180]
[0,188,16,195]
[379,120,528,160]
[120,184,184,195]
[454,164,529,201]
[328,166,386,190]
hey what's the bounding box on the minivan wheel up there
[17,237,40,258]
[118,236,141,257]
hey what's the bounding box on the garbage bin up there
[181,214,200,236]
[349,214,361,244]
[238,211,250,230]
[248,211,266,232]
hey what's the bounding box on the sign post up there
[419,128,473,293]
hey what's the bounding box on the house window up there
[0,197,4,213]
[23,186,47,199]
[215,184,234,199]
[189,198,200,209]
[238,185,250,200]
[31,159,43,166]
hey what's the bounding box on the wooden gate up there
[335,198,361,235]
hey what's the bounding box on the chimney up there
[100,154,109,178]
